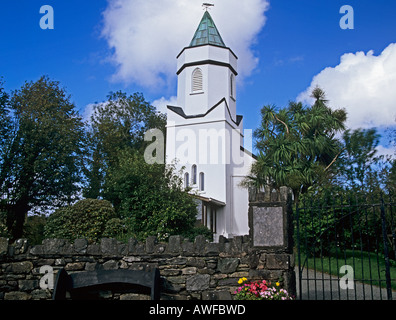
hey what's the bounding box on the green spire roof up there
[189,11,226,48]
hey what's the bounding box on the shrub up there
[103,218,128,239]
[0,211,10,238]
[104,152,198,241]
[44,198,116,243]
[23,215,47,245]
[182,225,213,242]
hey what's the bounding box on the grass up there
[297,249,396,291]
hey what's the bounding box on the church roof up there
[189,11,226,48]
[167,97,243,126]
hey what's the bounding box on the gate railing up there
[294,193,395,300]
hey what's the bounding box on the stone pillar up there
[248,187,293,251]
[248,187,296,297]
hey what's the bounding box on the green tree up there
[386,160,396,193]
[337,128,382,192]
[384,124,396,193]
[0,79,11,238]
[44,198,117,243]
[250,87,347,203]
[103,150,198,241]
[84,92,207,241]
[0,78,10,151]
[83,91,166,199]
[0,76,85,240]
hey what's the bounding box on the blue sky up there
[1,0,395,156]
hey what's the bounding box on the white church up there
[166,10,255,242]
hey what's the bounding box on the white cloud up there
[297,43,396,130]
[101,0,269,89]
[152,96,177,114]
[376,144,395,160]
[82,103,97,122]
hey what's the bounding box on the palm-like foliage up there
[250,87,347,203]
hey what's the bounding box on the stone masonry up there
[0,235,295,300]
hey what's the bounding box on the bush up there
[23,215,47,245]
[0,210,10,238]
[182,225,213,242]
[44,198,116,243]
[104,151,198,241]
[103,218,128,239]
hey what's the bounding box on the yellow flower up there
[276,282,280,287]
[238,277,248,284]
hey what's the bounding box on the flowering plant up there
[234,278,293,300]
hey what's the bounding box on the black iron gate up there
[294,193,395,300]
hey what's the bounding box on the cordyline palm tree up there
[248,87,347,204]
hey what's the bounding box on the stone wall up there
[0,235,295,300]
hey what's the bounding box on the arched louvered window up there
[192,68,203,92]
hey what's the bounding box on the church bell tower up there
[166,9,254,241]
[175,11,238,117]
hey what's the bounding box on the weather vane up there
[202,3,214,11]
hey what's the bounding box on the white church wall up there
[207,65,236,116]
[176,69,187,110]
[230,148,255,236]
[177,66,236,117]
[230,175,250,236]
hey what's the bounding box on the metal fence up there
[294,192,395,300]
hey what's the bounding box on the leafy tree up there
[250,87,346,204]
[337,128,382,192]
[102,217,127,239]
[84,92,208,241]
[0,78,11,154]
[0,76,85,240]
[83,91,166,199]
[296,128,395,256]
[384,124,396,193]
[103,150,198,241]
[386,160,396,193]
[44,198,116,243]
[0,79,11,238]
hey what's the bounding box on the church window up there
[192,68,203,92]
[230,74,235,98]
[199,172,205,191]
[191,165,197,184]
[184,172,190,188]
